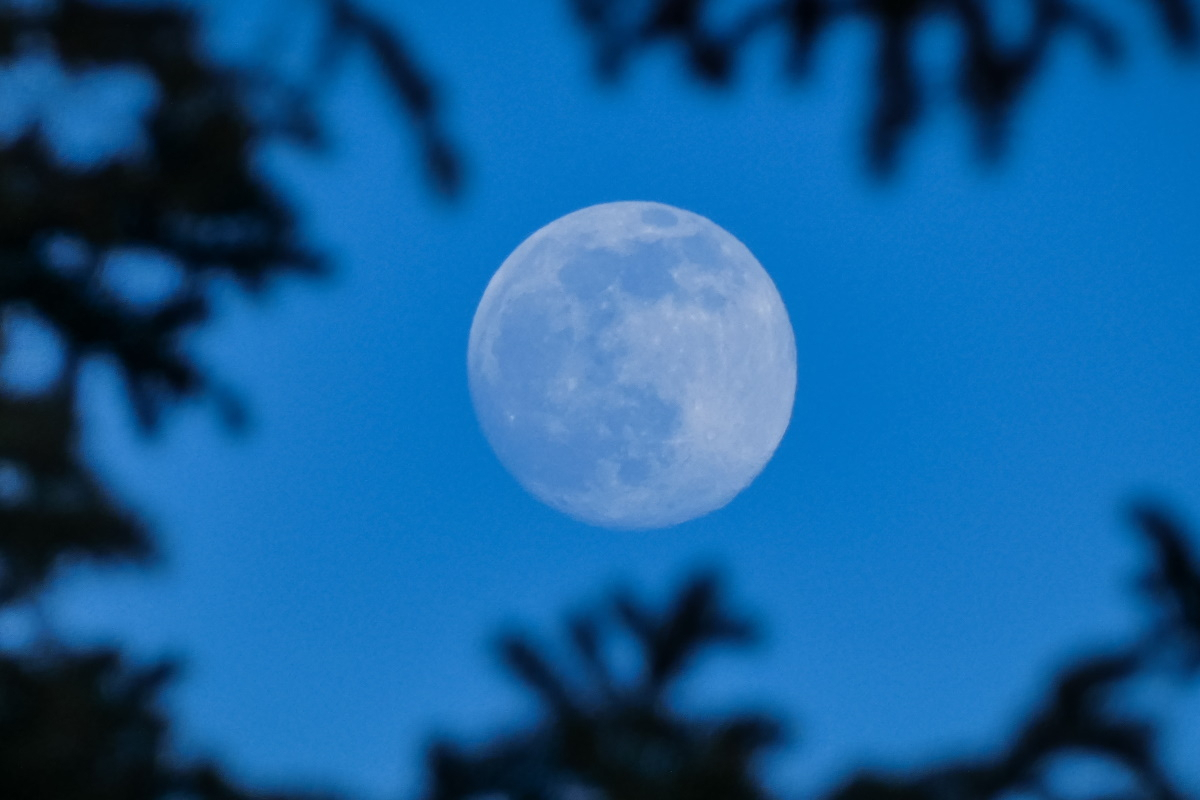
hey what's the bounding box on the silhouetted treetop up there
[569,0,1198,172]
[817,504,1200,800]
[424,507,1200,800]
[426,572,785,800]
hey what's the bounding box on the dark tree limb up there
[569,0,1196,174]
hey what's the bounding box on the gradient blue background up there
[32,1,1200,798]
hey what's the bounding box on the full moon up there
[468,201,796,529]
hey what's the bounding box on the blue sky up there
[35,1,1200,798]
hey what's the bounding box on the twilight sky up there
[37,1,1200,798]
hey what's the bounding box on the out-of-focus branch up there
[0,645,343,799]
[423,507,1200,800]
[569,0,1196,174]
[425,573,785,800]
[0,0,461,596]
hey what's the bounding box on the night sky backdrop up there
[22,1,1200,798]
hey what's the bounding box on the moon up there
[468,201,796,529]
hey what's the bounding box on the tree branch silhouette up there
[426,572,785,800]
[1,2,457,795]
[424,508,1200,800]
[569,0,1197,173]
[1,0,459,599]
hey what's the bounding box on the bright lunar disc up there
[468,201,796,529]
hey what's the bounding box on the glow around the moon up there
[468,201,796,529]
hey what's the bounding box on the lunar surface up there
[468,201,796,529]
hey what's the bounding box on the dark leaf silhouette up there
[427,573,784,800]
[319,0,462,194]
[0,646,339,799]
[568,0,1196,173]
[0,3,458,796]
[425,509,1200,800]
[1130,502,1200,668]
[0,384,150,607]
[1,0,459,596]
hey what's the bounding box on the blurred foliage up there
[569,0,1198,172]
[0,382,149,606]
[1,1,1199,799]
[425,507,1200,800]
[426,573,786,800]
[0,645,345,800]
[0,0,458,603]
[0,0,456,796]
